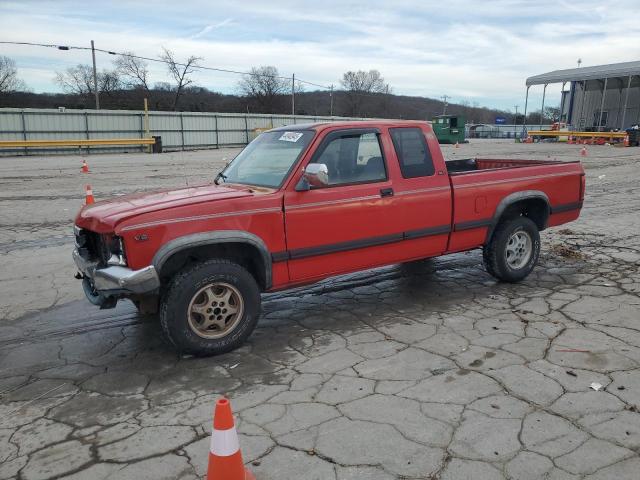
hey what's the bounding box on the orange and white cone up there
[623,134,629,147]
[454,141,459,148]
[580,146,587,157]
[81,159,89,173]
[85,185,95,205]
[207,398,255,480]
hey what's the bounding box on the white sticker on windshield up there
[279,132,304,143]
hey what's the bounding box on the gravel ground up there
[1,140,639,479]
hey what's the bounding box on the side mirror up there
[296,163,329,191]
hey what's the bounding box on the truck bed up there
[445,158,585,253]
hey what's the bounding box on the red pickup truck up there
[74,121,585,355]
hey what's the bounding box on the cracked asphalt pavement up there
[1,141,639,479]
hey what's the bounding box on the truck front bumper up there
[73,248,160,296]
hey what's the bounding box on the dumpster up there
[432,115,466,144]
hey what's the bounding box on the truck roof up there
[271,119,431,132]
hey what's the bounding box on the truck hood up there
[75,183,254,232]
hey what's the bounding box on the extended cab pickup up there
[74,121,585,355]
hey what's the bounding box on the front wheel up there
[160,259,261,356]
[483,217,540,282]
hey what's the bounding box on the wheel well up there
[499,198,549,231]
[158,242,267,290]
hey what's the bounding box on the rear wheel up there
[483,217,540,282]
[160,259,261,356]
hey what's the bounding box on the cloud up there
[1,0,639,110]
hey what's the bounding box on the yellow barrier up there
[0,138,156,148]
[527,130,625,140]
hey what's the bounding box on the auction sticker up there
[279,132,304,142]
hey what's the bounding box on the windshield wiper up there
[215,172,227,185]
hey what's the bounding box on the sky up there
[1,0,639,111]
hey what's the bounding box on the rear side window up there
[390,127,435,178]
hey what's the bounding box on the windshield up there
[219,130,315,188]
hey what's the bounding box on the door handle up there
[380,188,394,197]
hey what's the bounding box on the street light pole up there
[329,84,334,117]
[90,40,100,110]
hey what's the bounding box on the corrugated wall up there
[0,108,364,156]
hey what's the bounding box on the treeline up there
[1,53,553,124]
[0,87,518,124]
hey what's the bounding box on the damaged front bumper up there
[73,248,161,300]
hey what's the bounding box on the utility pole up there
[513,105,519,140]
[385,84,389,117]
[90,40,100,109]
[329,84,334,117]
[441,95,450,115]
[291,73,295,116]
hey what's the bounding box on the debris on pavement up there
[551,243,584,259]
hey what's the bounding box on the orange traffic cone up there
[85,185,95,205]
[454,141,459,148]
[81,159,89,173]
[580,146,587,157]
[567,135,574,145]
[623,134,629,147]
[207,398,255,480]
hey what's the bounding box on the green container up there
[432,115,466,144]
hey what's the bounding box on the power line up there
[0,40,70,49]
[0,40,332,89]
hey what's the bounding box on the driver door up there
[283,128,401,282]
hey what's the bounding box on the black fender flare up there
[152,231,273,289]
[485,190,550,243]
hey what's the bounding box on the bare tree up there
[0,56,27,93]
[340,69,389,116]
[54,64,120,96]
[237,66,292,113]
[114,52,151,94]
[159,48,202,110]
[543,106,561,123]
[100,70,121,97]
[55,65,93,95]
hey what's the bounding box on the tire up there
[482,246,497,278]
[160,259,261,356]
[483,217,540,283]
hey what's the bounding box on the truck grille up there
[75,228,110,266]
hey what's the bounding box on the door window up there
[314,132,386,186]
[390,127,435,178]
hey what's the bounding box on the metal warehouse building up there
[525,60,640,131]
